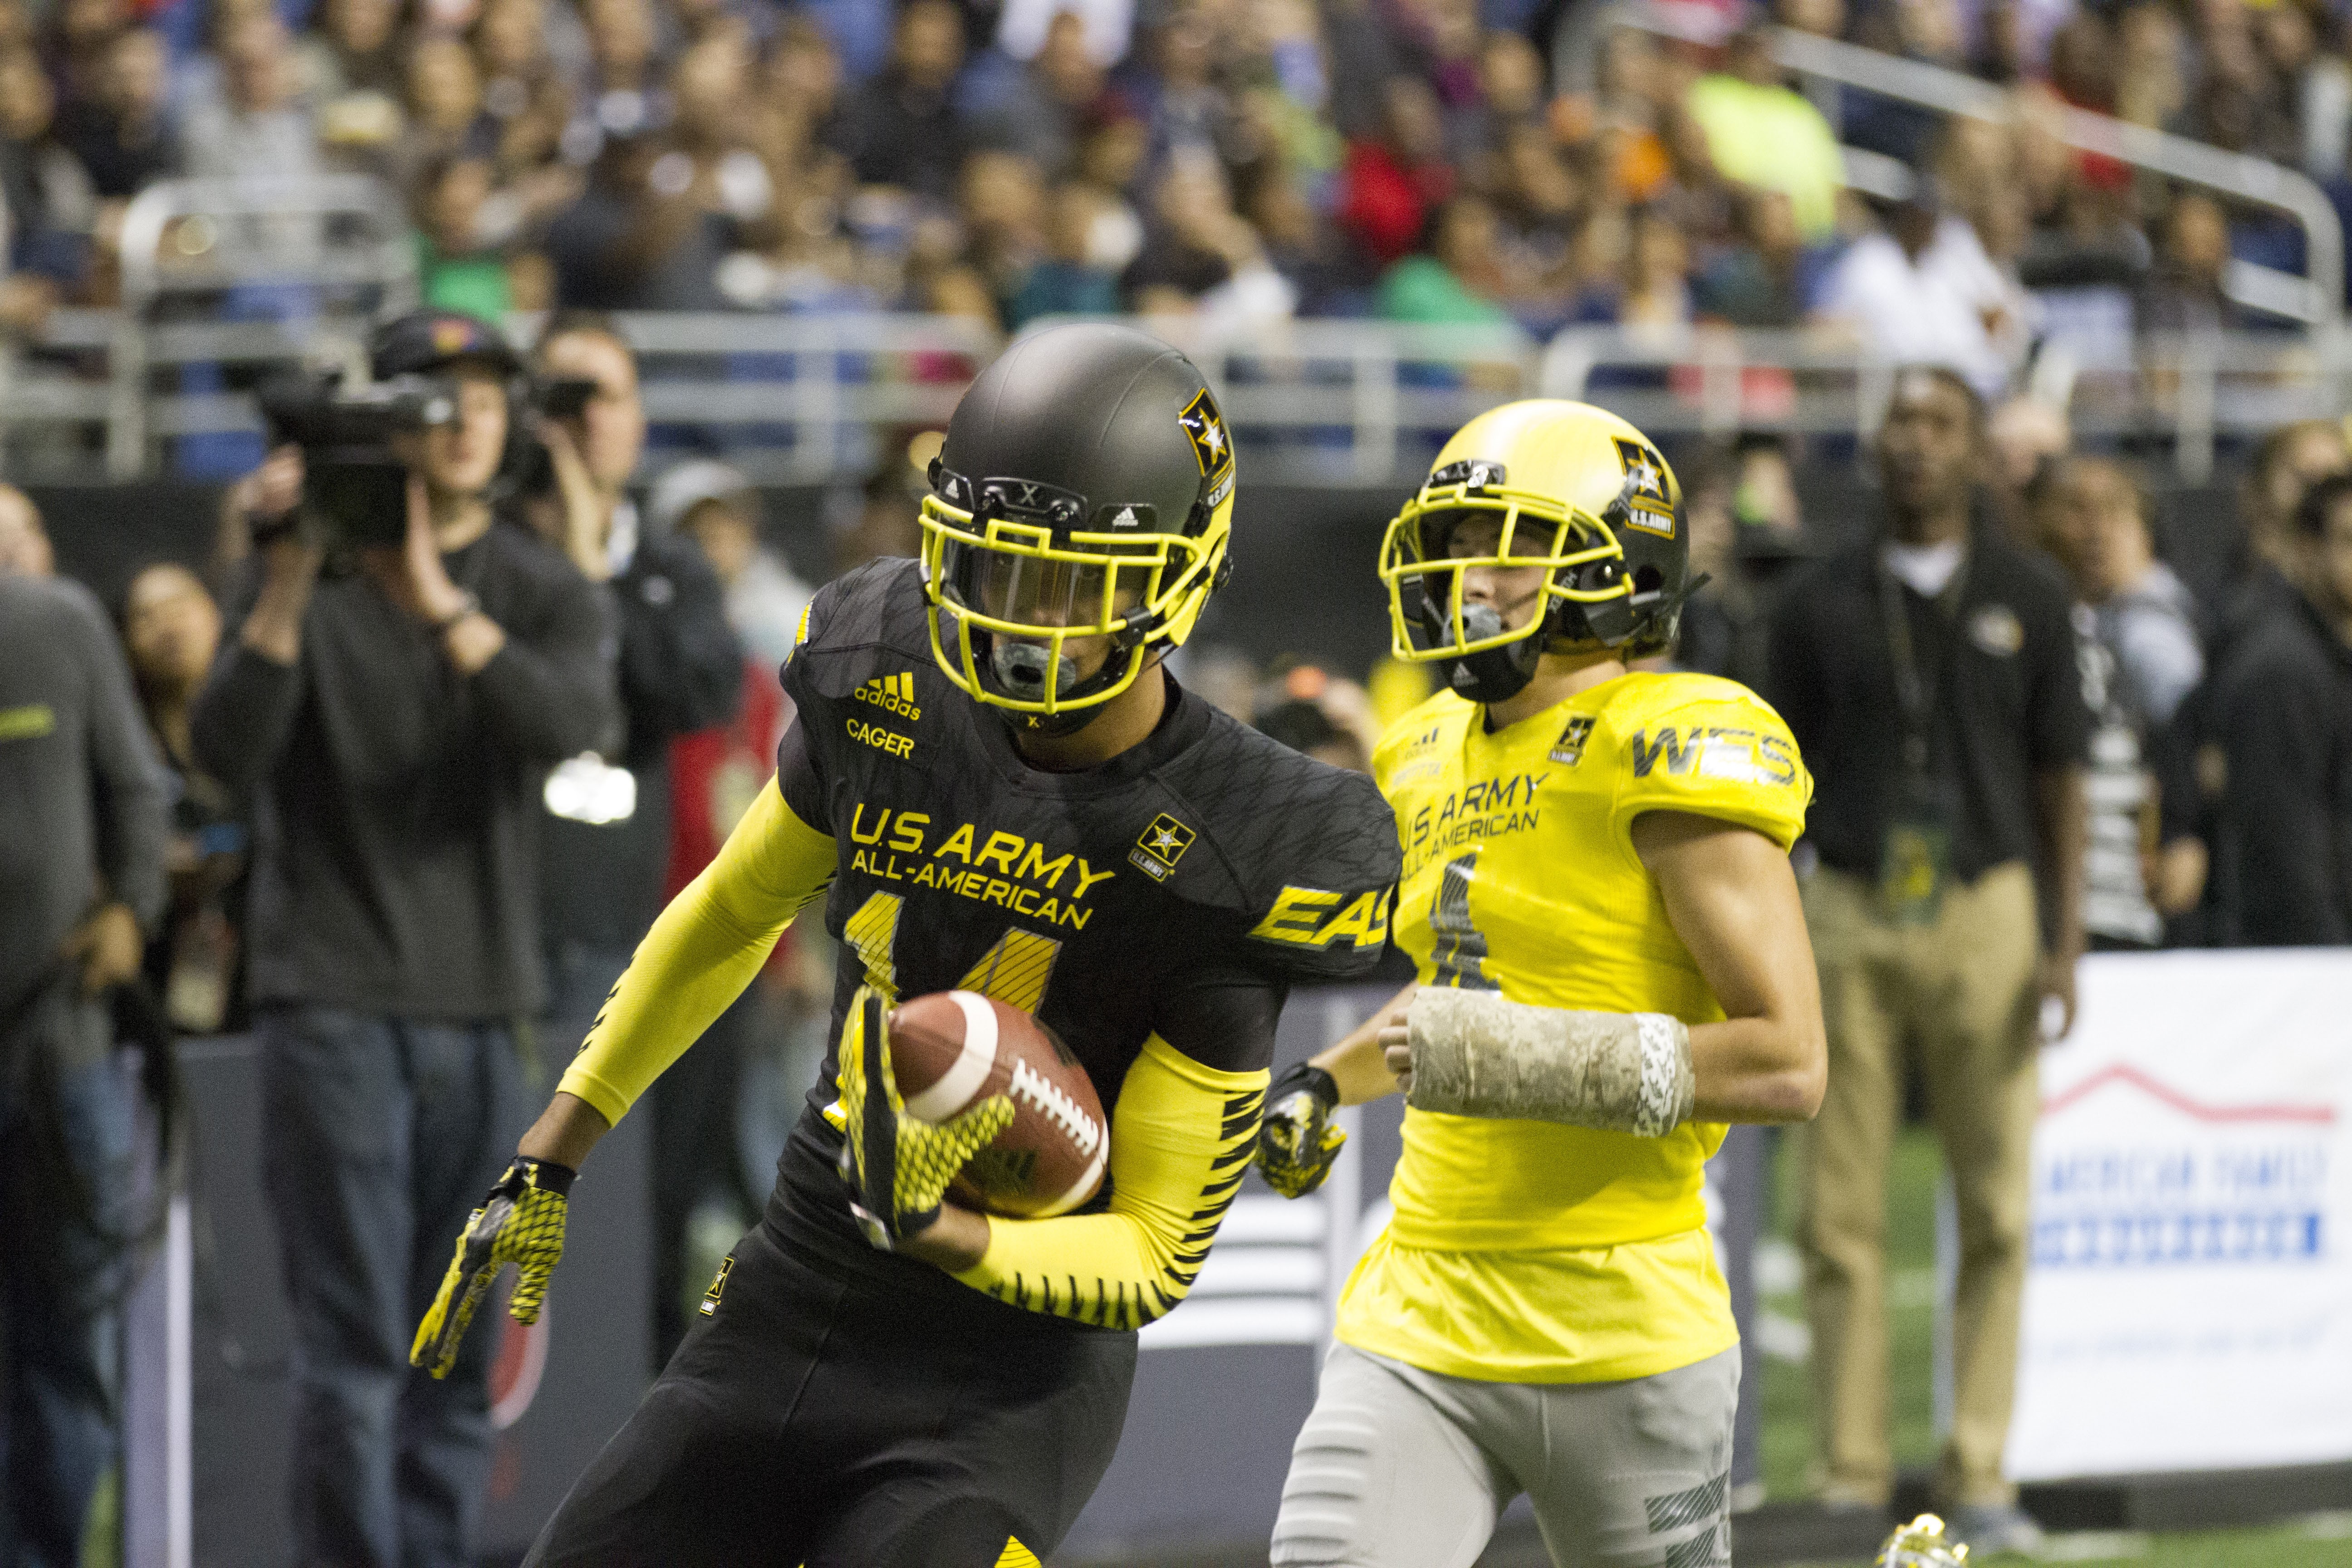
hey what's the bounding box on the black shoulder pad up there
[1160,712,1401,981]
[786,559,933,696]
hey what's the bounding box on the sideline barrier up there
[2009,949,2352,1482]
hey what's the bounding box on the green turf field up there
[1754,1129,2352,1566]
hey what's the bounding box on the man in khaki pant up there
[1766,369,2089,1556]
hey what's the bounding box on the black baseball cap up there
[369,309,524,380]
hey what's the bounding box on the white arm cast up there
[1404,988,1695,1138]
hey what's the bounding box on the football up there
[887,990,1109,1218]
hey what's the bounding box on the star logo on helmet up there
[1611,437,1676,536]
[1178,388,1233,478]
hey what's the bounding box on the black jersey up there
[760,558,1399,1316]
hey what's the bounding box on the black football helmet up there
[921,323,1236,735]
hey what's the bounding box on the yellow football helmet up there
[920,323,1235,734]
[1379,399,1687,703]
[1878,1514,1971,1566]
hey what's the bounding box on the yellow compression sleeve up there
[952,1035,1267,1329]
[557,782,836,1126]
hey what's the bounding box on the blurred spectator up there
[834,0,965,202]
[299,0,404,103]
[1814,182,2021,398]
[833,455,924,572]
[579,0,665,137]
[1685,23,1843,243]
[1246,165,1361,316]
[2205,470,2352,945]
[191,311,615,1568]
[653,456,810,666]
[2031,456,2207,946]
[119,559,248,1032]
[1340,74,1452,267]
[52,25,172,198]
[1677,434,1810,686]
[472,0,577,171]
[1377,192,1511,323]
[0,44,96,288]
[1619,204,1692,328]
[1146,3,1236,171]
[1987,395,2069,499]
[1005,177,1117,325]
[402,33,498,176]
[531,313,741,1363]
[2219,417,2347,653]
[1130,154,1295,324]
[959,146,1045,314]
[179,12,320,184]
[0,481,53,575]
[42,0,125,106]
[1767,368,2088,1555]
[1984,393,2071,541]
[2136,190,2235,337]
[299,0,404,163]
[970,9,1102,179]
[1063,103,1147,266]
[0,553,167,1568]
[414,153,512,317]
[1250,662,1378,773]
[542,104,739,309]
[1694,186,1818,327]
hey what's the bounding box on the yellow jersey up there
[1336,669,1812,1383]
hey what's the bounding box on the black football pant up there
[524,1216,1136,1567]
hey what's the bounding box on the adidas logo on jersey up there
[854,671,921,722]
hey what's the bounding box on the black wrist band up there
[518,1156,577,1196]
[1274,1061,1338,1111]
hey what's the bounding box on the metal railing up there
[107,175,418,476]
[5,309,2347,486]
[1612,8,2347,327]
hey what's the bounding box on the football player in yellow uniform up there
[1258,401,1828,1568]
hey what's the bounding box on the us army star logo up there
[1611,437,1675,536]
[1128,812,1197,882]
[1549,714,1594,766]
[1178,388,1231,477]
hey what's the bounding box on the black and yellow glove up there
[834,985,1014,1251]
[1255,1061,1345,1199]
[410,1156,575,1378]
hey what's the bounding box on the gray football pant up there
[1271,1343,1738,1568]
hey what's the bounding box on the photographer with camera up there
[191,309,616,1568]
[527,310,743,1366]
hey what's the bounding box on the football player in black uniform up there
[407,323,1401,1566]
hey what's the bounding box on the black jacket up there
[193,519,616,1018]
[0,575,168,1025]
[539,526,743,956]
[2208,588,2352,945]
[1764,523,2092,883]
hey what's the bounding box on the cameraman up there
[529,309,743,1366]
[191,309,617,1568]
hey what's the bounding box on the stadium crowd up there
[6,0,2352,353]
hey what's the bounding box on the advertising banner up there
[2008,950,2352,1480]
